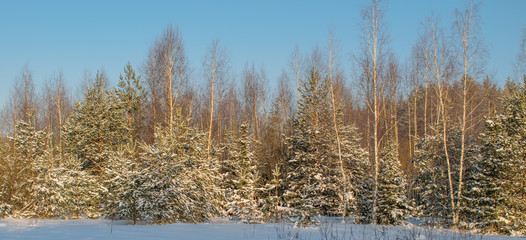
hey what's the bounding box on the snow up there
[0,218,522,240]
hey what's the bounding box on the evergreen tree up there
[0,145,13,217]
[262,163,285,221]
[59,153,105,218]
[102,63,147,224]
[109,63,147,142]
[284,69,333,225]
[413,126,456,226]
[28,131,62,218]
[103,143,144,224]
[221,124,262,222]
[62,71,129,173]
[465,78,526,235]
[60,71,130,218]
[1,117,104,218]
[283,68,359,224]
[141,110,222,223]
[413,123,478,227]
[9,117,52,217]
[376,140,408,225]
[459,145,491,231]
[338,125,372,224]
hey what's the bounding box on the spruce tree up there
[466,78,526,235]
[221,124,262,222]
[376,140,408,225]
[262,164,285,221]
[59,153,105,218]
[338,125,372,224]
[413,123,477,227]
[283,68,370,225]
[413,127,455,226]
[284,69,332,225]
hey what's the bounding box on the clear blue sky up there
[0,0,525,108]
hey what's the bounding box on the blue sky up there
[0,0,525,108]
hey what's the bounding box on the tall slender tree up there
[202,40,229,154]
[357,0,390,223]
[144,25,189,137]
[41,72,72,154]
[423,15,458,225]
[327,31,350,221]
[451,0,486,225]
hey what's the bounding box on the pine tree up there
[28,132,62,218]
[9,117,52,217]
[109,63,146,142]
[60,71,129,218]
[0,145,13,217]
[102,63,147,224]
[141,110,222,223]
[62,71,130,173]
[103,143,144,224]
[2,117,105,219]
[29,156,70,218]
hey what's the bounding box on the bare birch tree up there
[357,0,390,224]
[41,72,72,152]
[426,16,458,224]
[451,0,486,225]
[412,24,434,139]
[289,45,304,104]
[0,65,38,138]
[327,31,349,221]
[202,39,229,153]
[515,28,526,79]
[242,63,267,141]
[144,25,188,134]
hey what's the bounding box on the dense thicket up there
[1,0,525,235]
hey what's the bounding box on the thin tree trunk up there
[168,59,174,132]
[207,49,217,154]
[408,97,412,158]
[432,25,457,224]
[328,33,348,221]
[56,87,63,158]
[454,1,482,224]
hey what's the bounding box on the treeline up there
[1,0,526,235]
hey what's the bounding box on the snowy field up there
[0,218,522,240]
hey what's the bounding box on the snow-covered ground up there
[0,218,521,240]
